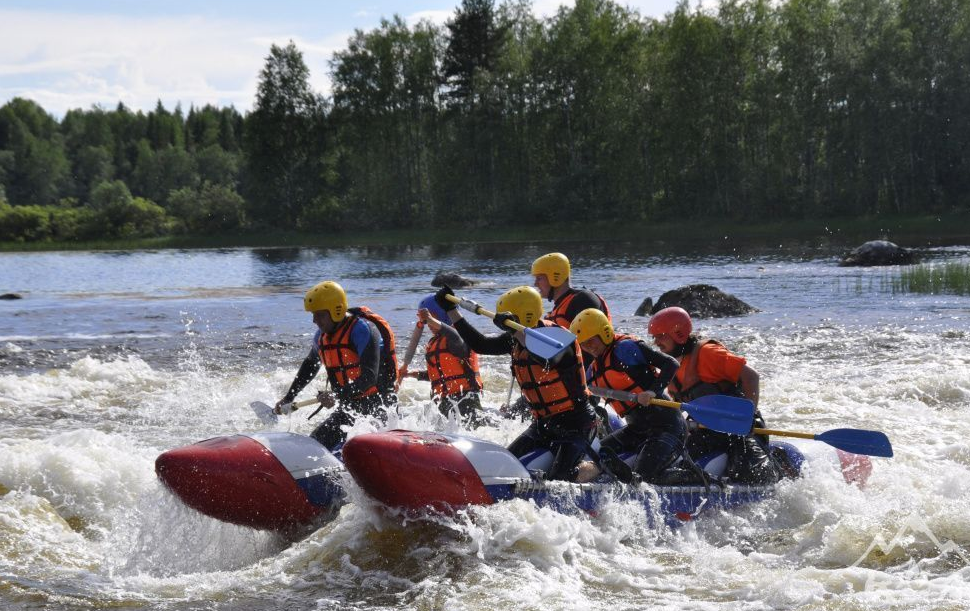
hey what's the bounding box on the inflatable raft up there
[155,432,345,535]
[156,428,803,532]
[341,430,803,523]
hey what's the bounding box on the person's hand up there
[493,311,517,331]
[434,285,457,311]
[418,308,442,333]
[273,399,293,415]
[316,390,336,408]
[636,390,657,406]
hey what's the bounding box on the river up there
[1,239,969,610]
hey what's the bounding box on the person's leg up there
[310,409,355,450]
[507,420,543,458]
[726,435,780,484]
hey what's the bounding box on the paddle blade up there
[523,325,576,360]
[836,449,873,488]
[250,401,278,425]
[682,395,754,436]
[817,428,893,457]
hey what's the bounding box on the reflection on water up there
[2,240,969,375]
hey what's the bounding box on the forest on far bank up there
[1,0,968,244]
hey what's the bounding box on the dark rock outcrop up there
[431,272,478,288]
[839,240,917,267]
[640,284,758,319]
[634,297,653,317]
[0,293,22,300]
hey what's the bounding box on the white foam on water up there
[1,315,969,609]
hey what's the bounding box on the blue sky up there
[0,0,696,116]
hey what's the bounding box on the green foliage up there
[890,262,970,295]
[243,41,332,226]
[89,180,170,238]
[0,202,50,241]
[2,0,970,244]
[168,182,246,233]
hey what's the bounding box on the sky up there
[0,0,706,117]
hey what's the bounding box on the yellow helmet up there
[304,280,347,323]
[496,286,543,328]
[569,308,614,345]
[531,252,570,287]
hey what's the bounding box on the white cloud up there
[0,2,706,117]
[0,9,317,115]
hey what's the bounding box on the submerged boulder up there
[634,297,653,317]
[639,284,758,319]
[431,272,478,288]
[839,240,916,267]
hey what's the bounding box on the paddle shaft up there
[698,424,813,439]
[444,293,569,351]
[444,294,525,332]
[753,427,814,440]
[281,397,322,413]
[589,386,679,410]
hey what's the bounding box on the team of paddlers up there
[275,252,787,487]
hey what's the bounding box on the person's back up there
[649,307,780,485]
[438,285,596,481]
[402,294,484,426]
[277,281,396,451]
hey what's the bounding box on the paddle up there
[752,426,893,457]
[444,293,575,360]
[395,321,425,390]
[589,386,754,436]
[249,397,320,425]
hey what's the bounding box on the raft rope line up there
[510,478,773,496]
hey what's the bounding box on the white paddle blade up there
[250,401,279,425]
[523,325,576,360]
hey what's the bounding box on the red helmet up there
[648,307,692,344]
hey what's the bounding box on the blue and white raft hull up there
[342,430,804,523]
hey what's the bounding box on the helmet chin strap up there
[670,336,696,358]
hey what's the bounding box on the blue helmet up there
[419,294,450,325]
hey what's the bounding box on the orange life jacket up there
[546,288,611,329]
[668,339,741,402]
[425,333,482,398]
[319,307,398,399]
[587,334,659,418]
[511,319,588,418]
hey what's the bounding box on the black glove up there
[493,311,517,331]
[435,285,457,311]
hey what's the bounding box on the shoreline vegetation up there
[890,262,970,296]
[1,212,967,253]
[2,0,969,247]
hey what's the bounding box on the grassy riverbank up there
[1,212,967,252]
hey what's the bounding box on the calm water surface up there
[1,239,969,610]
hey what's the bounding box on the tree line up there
[1,0,967,243]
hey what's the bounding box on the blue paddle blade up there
[683,395,755,436]
[817,428,893,457]
[523,325,576,360]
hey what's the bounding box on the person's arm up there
[279,347,321,405]
[453,317,514,355]
[335,320,381,399]
[438,324,471,359]
[738,364,759,408]
[613,339,679,399]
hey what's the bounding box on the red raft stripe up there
[155,435,322,531]
[343,430,493,512]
